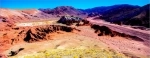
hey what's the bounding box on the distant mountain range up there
[86,4,149,28]
[39,6,87,18]
[39,4,149,28]
[0,4,149,28]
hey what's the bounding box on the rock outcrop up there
[91,24,144,42]
[24,25,74,42]
[57,16,82,25]
[8,48,24,57]
[58,16,91,26]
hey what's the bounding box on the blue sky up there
[0,0,149,9]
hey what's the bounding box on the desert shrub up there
[12,49,128,58]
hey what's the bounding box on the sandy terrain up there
[0,18,150,58]
[74,26,150,57]
[4,31,107,57]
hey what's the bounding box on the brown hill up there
[0,8,53,30]
[39,6,87,18]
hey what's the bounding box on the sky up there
[0,0,149,9]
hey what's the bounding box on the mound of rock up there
[24,25,75,42]
[57,16,82,25]
[58,16,91,26]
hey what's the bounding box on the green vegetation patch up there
[11,49,127,58]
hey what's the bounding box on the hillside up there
[39,6,87,18]
[0,9,52,22]
[124,4,150,28]
[0,8,55,31]
[83,4,149,28]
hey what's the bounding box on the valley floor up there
[0,19,150,58]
